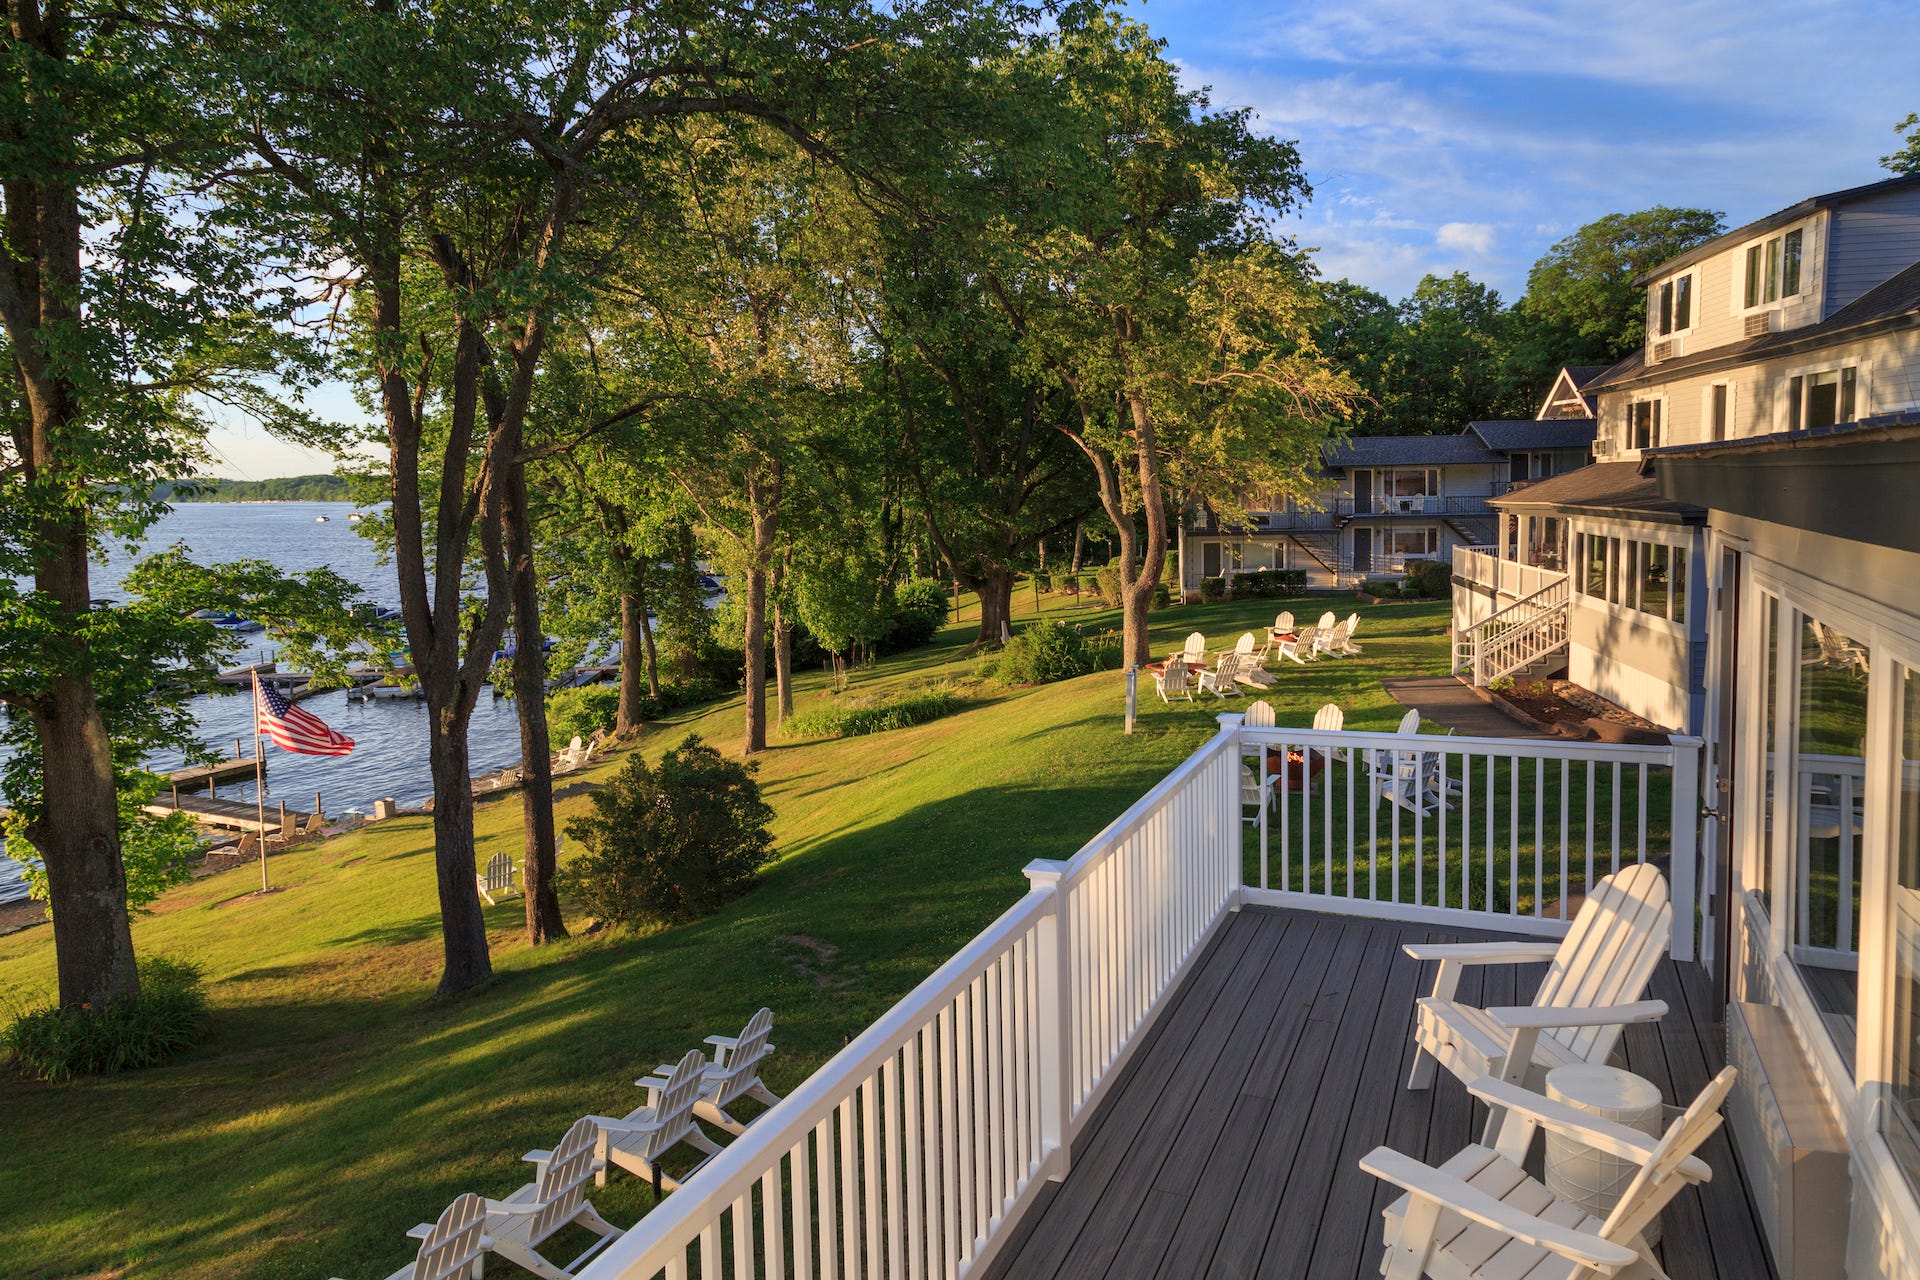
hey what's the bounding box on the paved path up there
[1379,675,1551,739]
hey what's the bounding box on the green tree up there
[1317,281,1403,434]
[1518,207,1726,363]
[1381,272,1511,432]
[1885,113,1920,176]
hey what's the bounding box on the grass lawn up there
[0,589,1451,1280]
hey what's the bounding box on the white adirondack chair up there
[1312,702,1350,764]
[1244,699,1277,728]
[695,1008,783,1135]
[1313,616,1354,659]
[1151,656,1192,703]
[1338,612,1364,655]
[476,852,518,906]
[1272,610,1295,635]
[1281,625,1319,664]
[1405,863,1672,1138]
[1179,631,1209,665]
[1362,1067,1736,1280]
[1198,652,1244,699]
[1232,635,1276,688]
[483,1118,625,1279]
[586,1048,725,1196]
[1317,610,1337,631]
[335,1192,490,1280]
[1240,764,1274,823]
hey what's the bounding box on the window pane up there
[1793,613,1868,1069]
[1586,534,1606,597]
[1783,228,1803,297]
[1766,235,1782,302]
[1609,538,1623,604]
[1671,548,1686,624]
[1747,244,1764,308]
[1642,544,1670,617]
[1675,275,1693,330]
[1789,376,1804,432]
[1808,371,1840,430]
[1712,384,1729,441]
[1888,668,1920,1186]
[1842,367,1858,423]
[1659,281,1674,335]
[1652,400,1662,448]
[1760,594,1780,915]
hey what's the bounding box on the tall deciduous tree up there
[1884,113,1920,176]
[1517,207,1727,361]
[0,1,335,1006]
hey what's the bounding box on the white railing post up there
[1218,713,1246,908]
[1023,858,1073,1181]
[1667,735,1703,963]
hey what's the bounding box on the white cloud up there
[1436,222,1496,255]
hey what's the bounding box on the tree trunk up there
[1071,522,1085,574]
[426,706,493,993]
[1122,394,1169,670]
[616,558,658,735]
[503,456,567,946]
[31,514,137,1007]
[742,561,769,754]
[773,600,794,725]
[977,567,1014,646]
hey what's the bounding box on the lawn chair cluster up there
[341,1009,783,1280]
[1357,863,1738,1279]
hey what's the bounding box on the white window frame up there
[1651,267,1698,339]
[1387,526,1438,559]
[1626,394,1666,452]
[1778,357,1871,433]
[1738,221,1810,315]
[1703,381,1736,442]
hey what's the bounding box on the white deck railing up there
[575,716,1697,1280]
[579,723,1241,1280]
[1452,545,1565,603]
[1236,722,1698,961]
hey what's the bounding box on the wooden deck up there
[984,907,1774,1280]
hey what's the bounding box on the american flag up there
[254,677,355,756]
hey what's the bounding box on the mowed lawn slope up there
[0,593,1450,1280]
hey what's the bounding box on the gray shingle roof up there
[1632,173,1920,285]
[1467,419,1598,452]
[1588,258,1920,396]
[1489,461,1703,522]
[1321,434,1501,469]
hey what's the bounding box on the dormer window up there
[1654,270,1694,336]
[1743,226,1805,309]
[1627,397,1663,451]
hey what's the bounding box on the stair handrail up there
[1459,573,1570,684]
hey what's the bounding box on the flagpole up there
[253,670,269,893]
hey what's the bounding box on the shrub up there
[1050,569,1080,595]
[1094,564,1123,608]
[784,687,963,738]
[1403,558,1451,600]
[4,956,210,1081]
[981,621,1119,685]
[884,579,950,651]
[562,735,774,928]
[1198,576,1227,603]
[547,684,621,746]
[1151,582,1171,610]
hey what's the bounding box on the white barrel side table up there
[1543,1063,1665,1246]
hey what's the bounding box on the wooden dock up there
[145,792,314,834]
[166,755,261,789]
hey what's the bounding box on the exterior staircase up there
[1453,572,1571,685]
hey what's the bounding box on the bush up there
[981,621,1119,685]
[884,579,950,652]
[546,678,726,747]
[1402,558,1451,600]
[783,686,963,738]
[562,735,774,928]
[1049,569,1080,595]
[1151,582,1171,610]
[4,956,210,1080]
[1094,564,1123,608]
[1198,576,1227,603]
[1228,567,1309,598]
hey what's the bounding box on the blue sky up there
[209,0,1920,477]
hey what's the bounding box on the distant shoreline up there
[162,475,357,504]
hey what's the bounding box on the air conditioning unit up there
[1651,340,1673,362]
[1592,439,1615,458]
[1746,311,1778,338]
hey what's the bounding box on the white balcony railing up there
[1452,544,1565,603]
[576,716,1698,1280]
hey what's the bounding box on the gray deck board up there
[983,906,1775,1280]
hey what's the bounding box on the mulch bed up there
[1493,679,1667,742]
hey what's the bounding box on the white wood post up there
[1023,858,1073,1181]
[1219,713,1246,909]
[1668,734,1703,963]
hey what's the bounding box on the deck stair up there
[1454,571,1570,684]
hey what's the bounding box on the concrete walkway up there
[1380,675,1552,739]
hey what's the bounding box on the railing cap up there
[1023,858,1069,886]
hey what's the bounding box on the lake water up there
[15,500,534,815]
